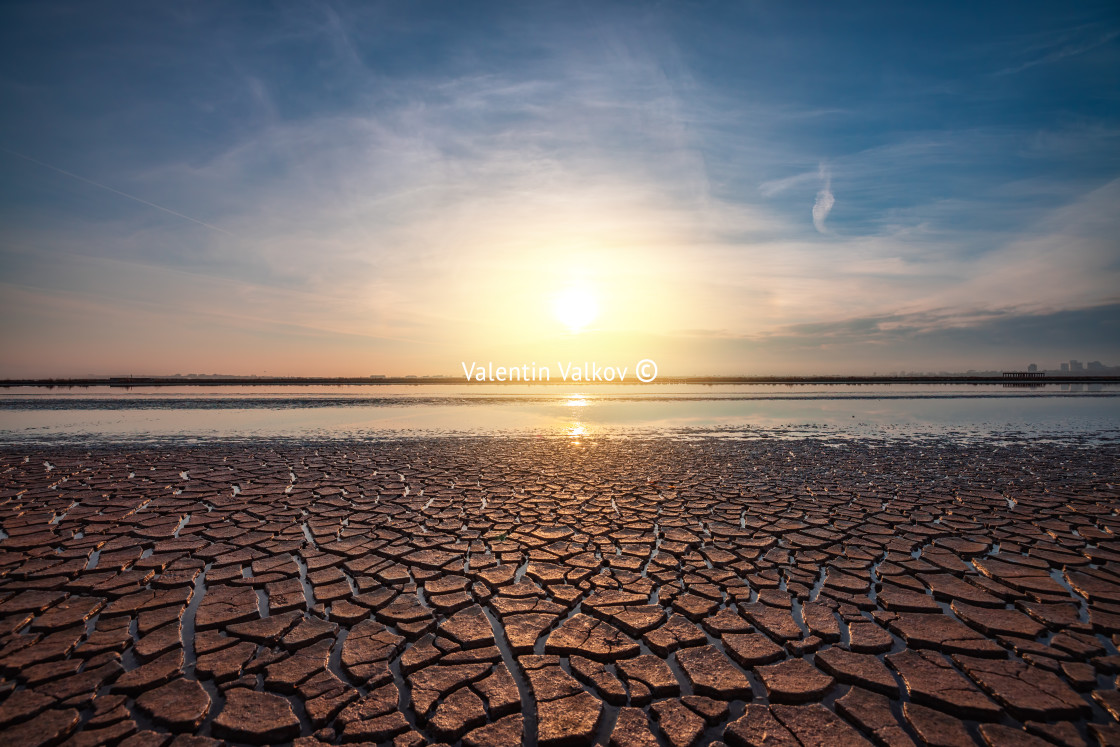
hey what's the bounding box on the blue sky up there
[1,1,1118,376]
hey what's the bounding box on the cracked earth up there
[0,437,1118,747]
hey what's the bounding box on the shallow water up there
[0,383,1118,445]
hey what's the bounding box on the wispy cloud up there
[812,164,834,233]
[0,147,235,236]
[730,303,1120,372]
[996,27,1119,76]
[758,170,817,197]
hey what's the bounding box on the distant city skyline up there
[1,2,1118,377]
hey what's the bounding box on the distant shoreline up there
[2,375,1119,388]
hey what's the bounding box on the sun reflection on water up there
[564,393,591,444]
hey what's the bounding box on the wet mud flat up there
[0,437,1118,747]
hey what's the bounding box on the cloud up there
[743,303,1120,367]
[758,170,817,197]
[812,164,834,233]
[996,28,1119,76]
[0,147,234,236]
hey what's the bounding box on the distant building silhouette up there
[1061,363,1069,372]
[1027,363,1038,372]
[1070,360,1083,372]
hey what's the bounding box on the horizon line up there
[3,373,1120,388]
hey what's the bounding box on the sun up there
[552,285,599,333]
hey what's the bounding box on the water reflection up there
[0,384,1118,445]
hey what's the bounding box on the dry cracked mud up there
[0,437,1118,747]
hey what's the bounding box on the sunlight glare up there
[552,285,599,333]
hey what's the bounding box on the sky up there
[0,1,1118,377]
